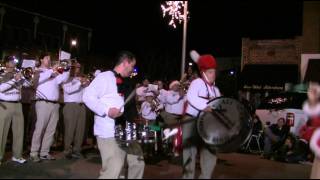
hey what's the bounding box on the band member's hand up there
[203,106,212,112]
[14,73,22,81]
[153,90,160,96]
[51,66,60,77]
[80,77,89,86]
[51,64,62,76]
[82,80,90,87]
[108,108,122,119]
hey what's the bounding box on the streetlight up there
[71,39,77,47]
[70,39,78,59]
[161,1,188,79]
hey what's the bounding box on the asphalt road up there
[0,148,312,179]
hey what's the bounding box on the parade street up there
[0,149,312,179]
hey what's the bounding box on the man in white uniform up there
[62,62,89,159]
[30,53,70,162]
[83,51,145,179]
[0,56,29,165]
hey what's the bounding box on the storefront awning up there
[240,64,299,91]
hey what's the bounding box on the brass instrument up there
[0,66,34,80]
[16,67,34,80]
[0,61,6,74]
[151,98,162,115]
[54,59,72,74]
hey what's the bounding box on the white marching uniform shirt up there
[136,86,148,102]
[36,68,70,101]
[63,78,85,103]
[141,101,157,120]
[83,71,124,139]
[165,90,186,115]
[0,75,31,101]
[186,78,221,117]
[157,89,168,109]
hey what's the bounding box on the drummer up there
[182,50,221,179]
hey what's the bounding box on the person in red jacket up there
[302,82,320,179]
[310,128,320,178]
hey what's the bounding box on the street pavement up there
[0,148,312,179]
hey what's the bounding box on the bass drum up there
[197,97,253,153]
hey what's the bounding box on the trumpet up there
[54,59,72,74]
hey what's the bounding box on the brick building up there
[240,1,320,95]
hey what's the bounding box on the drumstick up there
[122,88,136,107]
[163,109,226,129]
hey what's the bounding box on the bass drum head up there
[197,97,253,153]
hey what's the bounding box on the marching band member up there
[29,53,70,162]
[62,62,89,159]
[182,50,221,179]
[136,78,150,104]
[83,51,144,179]
[0,56,30,165]
[161,80,186,140]
[155,80,167,113]
[141,92,157,125]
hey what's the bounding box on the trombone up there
[15,67,34,80]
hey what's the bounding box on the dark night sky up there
[0,0,303,80]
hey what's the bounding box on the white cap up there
[169,80,180,89]
[146,92,154,97]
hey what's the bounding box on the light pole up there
[161,1,189,79]
[0,7,6,31]
[181,1,188,79]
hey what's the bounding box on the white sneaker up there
[163,128,179,140]
[163,128,170,140]
[12,157,27,164]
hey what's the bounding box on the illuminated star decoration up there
[161,1,187,29]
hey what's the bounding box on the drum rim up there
[197,97,253,152]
